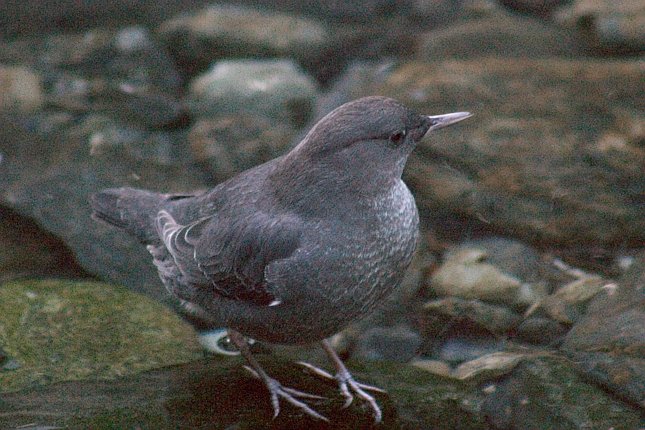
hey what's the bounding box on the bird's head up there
[291,96,471,178]
[276,96,471,201]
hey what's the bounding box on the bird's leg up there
[298,340,386,423]
[227,329,328,422]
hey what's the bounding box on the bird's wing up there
[155,209,301,306]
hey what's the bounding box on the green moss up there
[0,279,203,392]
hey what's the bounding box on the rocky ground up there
[0,0,643,428]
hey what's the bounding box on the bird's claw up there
[298,361,385,422]
[243,365,329,421]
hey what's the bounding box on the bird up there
[90,96,471,422]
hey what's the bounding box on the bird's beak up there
[426,112,473,132]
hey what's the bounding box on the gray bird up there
[90,96,471,422]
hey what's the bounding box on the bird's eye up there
[389,130,406,144]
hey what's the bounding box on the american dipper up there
[91,96,471,422]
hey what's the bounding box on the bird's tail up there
[90,187,187,243]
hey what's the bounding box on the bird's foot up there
[243,366,329,421]
[298,361,385,422]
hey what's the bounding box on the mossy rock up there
[0,279,202,392]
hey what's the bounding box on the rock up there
[188,114,297,183]
[410,358,452,377]
[452,351,527,383]
[423,297,522,334]
[429,246,543,308]
[554,0,645,54]
[498,0,570,17]
[539,275,606,324]
[0,28,184,128]
[0,279,202,393]
[188,59,318,128]
[353,325,422,362]
[0,207,87,282]
[0,112,209,303]
[339,58,645,250]
[560,250,645,407]
[418,7,580,59]
[0,356,491,430]
[481,356,641,429]
[514,317,568,345]
[437,334,506,364]
[0,65,44,112]
[158,4,331,74]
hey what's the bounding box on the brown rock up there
[363,58,645,248]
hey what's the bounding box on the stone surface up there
[0,279,202,393]
[345,58,645,250]
[188,114,297,183]
[0,65,44,112]
[188,59,318,128]
[452,351,527,383]
[0,355,489,429]
[430,247,534,307]
[158,3,331,75]
[554,0,645,54]
[423,297,522,335]
[418,7,580,59]
[540,275,606,324]
[481,356,641,429]
[0,207,87,282]
[514,316,568,345]
[353,325,422,362]
[560,250,645,407]
[0,111,209,303]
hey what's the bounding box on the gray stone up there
[158,4,331,68]
[353,325,422,362]
[554,0,645,54]
[188,59,318,128]
[0,207,87,283]
[540,276,606,324]
[515,317,568,345]
[481,356,641,429]
[188,114,297,183]
[418,7,580,59]
[0,112,209,303]
[560,250,645,407]
[423,297,522,334]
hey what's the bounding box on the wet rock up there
[0,28,184,128]
[429,246,545,308]
[0,207,87,282]
[514,317,568,345]
[498,0,570,17]
[0,279,202,393]
[539,275,606,324]
[353,325,422,362]
[437,334,506,364]
[560,250,645,407]
[423,297,522,335]
[158,4,331,75]
[0,65,44,112]
[188,114,297,183]
[418,7,580,59]
[338,58,645,249]
[0,356,489,429]
[481,356,641,429]
[0,111,208,303]
[188,59,318,128]
[410,358,452,377]
[554,0,645,54]
[452,351,526,383]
